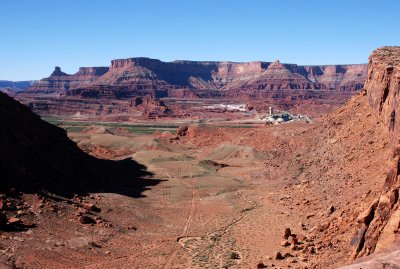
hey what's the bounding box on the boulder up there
[283,227,292,239]
[274,251,284,260]
[288,235,298,245]
[327,205,335,215]
[7,217,22,226]
[78,215,96,225]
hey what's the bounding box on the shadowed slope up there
[0,92,160,197]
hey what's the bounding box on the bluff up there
[222,61,367,92]
[248,47,400,267]
[26,58,367,98]
[27,66,109,95]
[348,46,400,259]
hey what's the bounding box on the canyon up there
[1,47,400,268]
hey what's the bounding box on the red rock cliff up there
[223,61,367,92]
[350,46,400,259]
[27,66,109,95]
[27,58,367,98]
[367,47,400,138]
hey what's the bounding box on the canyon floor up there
[1,91,393,269]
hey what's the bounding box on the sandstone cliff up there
[27,58,367,98]
[28,66,109,95]
[241,47,400,267]
[349,46,400,259]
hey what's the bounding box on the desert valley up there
[1,46,400,268]
[1,1,400,268]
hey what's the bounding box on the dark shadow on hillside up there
[0,92,163,199]
[1,155,164,199]
[70,157,164,198]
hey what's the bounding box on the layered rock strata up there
[27,58,367,97]
[28,66,109,95]
[350,46,400,259]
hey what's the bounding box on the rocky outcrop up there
[51,66,68,76]
[350,46,400,259]
[222,61,321,91]
[343,241,400,268]
[366,47,400,141]
[75,67,109,77]
[27,66,109,95]
[26,58,367,98]
[130,95,171,118]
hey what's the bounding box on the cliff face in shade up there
[26,58,367,97]
[27,66,109,95]
[349,46,400,259]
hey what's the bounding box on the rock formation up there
[26,58,367,98]
[22,58,368,118]
[223,61,367,92]
[349,46,400,259]
[27,66,109,95]
[130,95,171,118]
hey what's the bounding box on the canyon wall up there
[22,58,368,118]
[26,58,367,97]
[350,46,400,259]
[28,66,109,94]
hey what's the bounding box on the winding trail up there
[163,173,198,269]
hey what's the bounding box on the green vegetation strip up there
[42,117,257,134]
[42,118,179,134]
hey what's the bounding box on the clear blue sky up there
[0,0,399,80]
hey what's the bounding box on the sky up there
[0,0,399,80]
